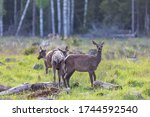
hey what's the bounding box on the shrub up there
[23,46,37,55]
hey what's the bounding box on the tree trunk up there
[16,0,31,36]
[51,0,55,34]
[63,0,68,39]
[136,0,139,36]
[39,0,44,37]
[0,0,4,36]
[57,0,61,35]
[14,0,17,30]
[83,0,88,28]
[71,0,74,34]
[131,0,135,33]
[32,0,36,37]
[0,16,3,36]
[144,0,150,35]
[67,0,71,36]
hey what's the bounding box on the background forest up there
[0,0,150,38]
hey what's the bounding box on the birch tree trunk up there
[39,0,44,37]
[32,0,36,37]
[131,0,135,33]
[14,0,17,30]
[51,0,55,34]
[0,0,4,36]
[16,0,31,36]
[67,0,71,36]
[71,0,74,34]
[57,0,61,34]
[63,0,68,38]
[83,0,88,28]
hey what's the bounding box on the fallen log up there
[0,82,63,96]
[93,80,122,90]
[0,85,11,92]
[0,83,32,95]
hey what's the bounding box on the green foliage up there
[23,46,37,55]
[35,0,49,8]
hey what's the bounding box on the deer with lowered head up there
[37,46,68,87]
[63,41,104,88]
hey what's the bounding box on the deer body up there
[64,41,104,88]
[38,47,68,87]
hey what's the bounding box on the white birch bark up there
[0,0,3,36]
[71,0,74,34]
[16,0,31,36]
[32,0,36,37]
[67,0,71,36]
[83,0,88,28]
[131,0,135,33]
[39,0,44,37]
[57,0,61,34]
[51,0,55,34]
[63,0,68,38]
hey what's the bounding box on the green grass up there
[0,37,150,100]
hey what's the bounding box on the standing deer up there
[63,41,104,88]
[37,47,56,74]
[37,46,68,87]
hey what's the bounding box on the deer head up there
[92,41,104,52]
[37,46,46,59]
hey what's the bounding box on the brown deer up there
[63,41,104,88]
[37,47,56,74]
[38,46,68,87]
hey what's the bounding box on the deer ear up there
[65,46,69,51]
[92,40,98,45]
[40,46,42,50]
[101,41,104,45]
[58,48,64,53]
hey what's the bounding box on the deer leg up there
[65,70,74,88]
[45,67,48,74]
[53,67,56,83]
[89,72,93,87]
[58,70,61,88]
[93,72,96,81]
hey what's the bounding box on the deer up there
[37,46,68,87]
[63,41,104,88]
[37,47,56,74]
[51,47,68,87]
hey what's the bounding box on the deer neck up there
[96,50,102,64]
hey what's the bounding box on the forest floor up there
[0,36,150,100]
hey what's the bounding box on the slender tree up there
[39,0,44,37]
[131,0,135,33]
[14,0,17,30]
[70,0,74,34]
[144,0,150,34]
[16,0,31,36]
[51,0,55,34]
[67,0,71,36]
[32,0,36,37]
[83,0,88,28]
[0,0,4,36]
[57,0,61,34]
[63,0,68,38]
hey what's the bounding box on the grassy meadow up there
[0,37,150,100]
